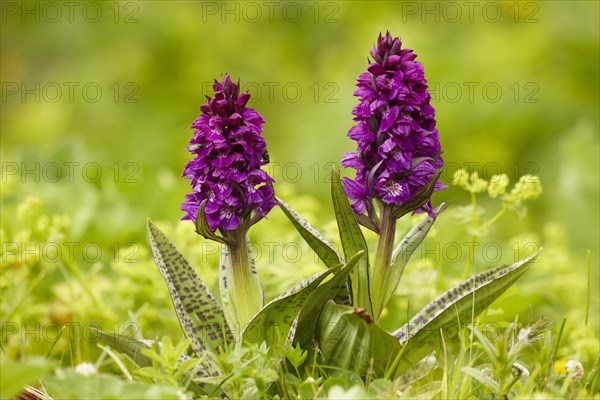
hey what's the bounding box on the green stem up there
[462,192,479,279]
[226,230,263,330]
[478,206,508,232]
[370,205,397,322]
[586,249,591,326]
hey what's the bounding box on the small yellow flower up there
[488,174,509,198]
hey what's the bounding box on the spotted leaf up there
[277,196,342,268]
[147,220,232,375]
[392,249,541,375]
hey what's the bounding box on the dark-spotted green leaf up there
[89,327,153,368]
[242,264,343,349]
[277,196,342,268]
[392,250,541,375]
[317,301,401,377]
[147,220,232,372]
[331,166,372,315]
[379,203,447,315]
[294,251,365,349]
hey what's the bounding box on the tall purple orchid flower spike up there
[342,31,445,224]
[342,32,445,321]
[182,74,275,329]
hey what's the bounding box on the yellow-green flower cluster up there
[487,174,510,198]
[452,169,488,193]
[452,170,542,218]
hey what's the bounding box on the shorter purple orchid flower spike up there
[182,74,276,235]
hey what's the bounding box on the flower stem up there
[222,229,263,331]
[479,206,508,232]
[462,192,479,279]
[370,204,397,322]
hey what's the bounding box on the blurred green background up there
[1,0,598,363]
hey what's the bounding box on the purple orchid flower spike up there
[342,31,445,223]
[181,74,275,329]
[182,74,276,235]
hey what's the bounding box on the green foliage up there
[316,301,401,377]
[242,260,343,348]
[147,220,230,374]
[2,3,598,397]
[331,167,372,314]
[43,369,184,400]
[90,328,154,368]
[0,358,53,399]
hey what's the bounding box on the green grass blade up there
[331,166,372,315]
[392,249,541,375]
[147,220,232,369]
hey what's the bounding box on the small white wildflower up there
[75,362,97,376]
[328,385,365,399]
[565,360,584,381]
[176,389,188,400]
[512,362,530,384]
[518,326,536,344]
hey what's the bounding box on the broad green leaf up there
[392,250,541,375]
[219,237,264,332]
[331,167,372,314]
[0,358,53,399]
[379,203,447,314]
[147,220,231,374]
[294,251,365,349]
[277,196,342,268]
[242,264,343,348]
[317,301,401,377]
[89,328,153,368]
